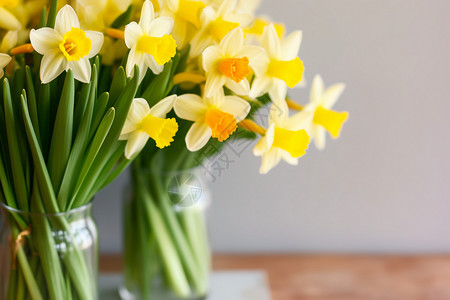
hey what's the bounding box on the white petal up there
[189,30,214,58]
[310,74,324,104]
[139,0,155,34]
[268,79,287,102]
[237,45,266,63]
[85,31,104,58]
[261,24,280,58]
[128,98,151,124]
[29,28,62,55]
[322,83,346,109]
[124,132,149,159]
[225,78,250,96]
[0,69,4,78]
[124,22,143,49]
[204,73,227,98]
[55,5,80,35]
[68,58,91,83]
[250,53,269,77]
[0,31,18,53]
[260,148,281,174]
[219,27,243,56]
[269,101,289,126]
[175,94,206,121]
[145,54,164,75]
[280,30,302,59]
[202,46,222,73]
[285,110,314,131]
[313,125,326,150]
[0,7,21,31]
[253,136,267,156]
[149,95,177,118]
[126,49,146,78]
[148,17,174,37]
[265,123,275,149]
[249,76,272,98]
[40,50,67,84]
[279,149,299,166]
[0,53,11,68]
[219,95,250,121]
[217,0,237,16]
[185,122,212,152]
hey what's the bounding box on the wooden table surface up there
[100,254,450,300]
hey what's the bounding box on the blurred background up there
[94,0,450,254]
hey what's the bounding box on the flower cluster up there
[0,0,349,174]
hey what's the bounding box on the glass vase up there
[120,167,211,300]
[0,202,98,300]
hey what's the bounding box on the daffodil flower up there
[174,90,250,151]
[120,95,179,159]
[0,31,18,53]
[253,100,311,174]
[250,24,304,101]
[202,27,264,98]
[124,0,177,83]
[160,0,206,48]
[189,0,253,57]
[0,53,11,78]
[303,75,348,150]
[29,5,104,84]
[75,0,132,31]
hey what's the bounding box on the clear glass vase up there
[120,167,211,300]
[0,202,98,300]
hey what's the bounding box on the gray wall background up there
[94,0,450,253]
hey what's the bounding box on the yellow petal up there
[272,128,309,158]
[313,106,348,138]
[140,115,178,148]
[267,57,304,88]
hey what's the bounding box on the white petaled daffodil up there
[250,24,304,102]
[124,0,177,83]
[29,5,104,84]
[174,89,250,151]
[189,0,253,57]
[0,53,11,78]
[202,27,264,98]
[303,75,348,150]
[119,95,179,159]
[159,0,206,48]
[253,100,312,174]
[75,0,132,31]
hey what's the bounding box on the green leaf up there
[89,92,109,141]
[141,61,173,106]
[111,5,133,28]
[108,66,127,107]
[57,66,98,208]
[66,108,116,209]
[38,83,51,158]
[46,0,58,28]
[25,66,41,145]
[3,79,29,212]
[20,95,59,213]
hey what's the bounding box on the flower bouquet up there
[0,0,349,299]
[108,0,349,299]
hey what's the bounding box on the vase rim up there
[0,201,94,217]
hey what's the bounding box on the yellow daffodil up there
[253,100,311,174]
[0,30,17,52]
[202,27,264,97]
[174,89,250,151]
[159,0,206,48]
[124,0,177,83]
[120,95,179,158]
[29,5,104,83]
[0,53,11,78]
[0,2,21,31]
[189,0,253,57]
[74,0,132,31]
[250,24,304,101]
[303,75,348,150]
